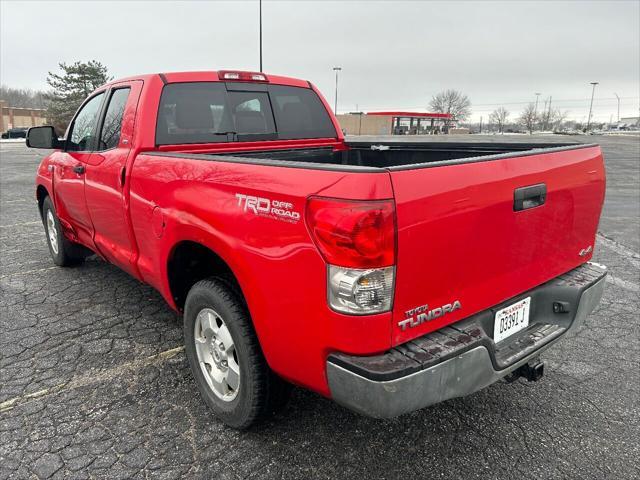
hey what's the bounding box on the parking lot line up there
[0,385,66,413]
[598,232,640,268]
[0,231,42,240]
[0,346,185,413]
[606,274,640,293]
[0,221,40,228]
[0,266,58,279]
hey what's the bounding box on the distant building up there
[336,111,454,135]
[0,100,48,133]
[620,116,639,126]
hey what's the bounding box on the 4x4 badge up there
[579,245,593,257]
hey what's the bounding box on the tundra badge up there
[398,300,462,331]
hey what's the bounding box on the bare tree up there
[537,107,570,132]
[550,109,569,131]
[519,103,538,134]
[429,89,471,131]
[0,85,47,108]
[539,107,550,131]
[489,107,509,134]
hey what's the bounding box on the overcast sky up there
[1,0,638,122]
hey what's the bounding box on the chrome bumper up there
[327,262,607,418]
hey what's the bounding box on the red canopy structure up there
[366,111,452,119]
[365,111,453,134]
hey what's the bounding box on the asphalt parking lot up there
[1,135,638,480]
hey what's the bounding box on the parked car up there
[1,127,29,139]
[27,70,607,428]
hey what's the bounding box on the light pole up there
[534,93,541,131]
[259,0,263,72]
[586,82,599,132]
[333,67,341,114]
[613,92,620,122]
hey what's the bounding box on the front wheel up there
[184,278,290,429]
[41,196,88,266]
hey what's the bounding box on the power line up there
[355,96,639,110]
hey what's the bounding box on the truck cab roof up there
[102,71,311,89]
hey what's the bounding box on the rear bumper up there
[327,262,607,418]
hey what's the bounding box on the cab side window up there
[99,88,131,150]
[67,92,105,152]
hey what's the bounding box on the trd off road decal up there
[235,193,301,224]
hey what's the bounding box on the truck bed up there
[339,141,587,169]
[154,141,590,171]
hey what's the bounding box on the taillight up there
[305,197,395,268]
[327,265,395,315]
[218,71,269,82]
[306,197,396,315]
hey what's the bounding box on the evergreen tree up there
[45,61,111,132]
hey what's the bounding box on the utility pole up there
[545,96,552,131]
[479,116,483,134]
[534,93,541,131]
[333,67,342,114]
[259,0,263,72]
[613,93,620,122]
[586,82,599,132]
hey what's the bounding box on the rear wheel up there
[42,196,88,266]
[184,278,291,429]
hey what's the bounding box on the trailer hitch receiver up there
[505,357,544,383]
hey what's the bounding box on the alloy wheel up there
[194,307,240,401]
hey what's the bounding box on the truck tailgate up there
[389,145,605,345]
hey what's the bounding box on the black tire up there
[41,196,88,266]
[184,278,291,429]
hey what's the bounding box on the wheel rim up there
[194,308,240,402]
[46,210,59,255]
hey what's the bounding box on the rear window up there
[100,87,130,150]
[156,82,336,145]
[268,85,336,140]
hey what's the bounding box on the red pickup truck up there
[27,70,607,428]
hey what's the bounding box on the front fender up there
[35,154,55,212]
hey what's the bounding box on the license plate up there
[494,297,531,343]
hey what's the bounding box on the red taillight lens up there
[305,197,396,268]
[218,71,269,82]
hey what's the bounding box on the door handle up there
[73,165,85,175]
[514,183,546,211]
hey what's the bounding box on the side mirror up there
[26,126,63,149]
